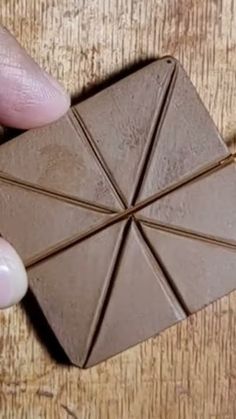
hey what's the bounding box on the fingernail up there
[0,239,28,309]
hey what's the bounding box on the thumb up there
[0,239,27,309]
[0,26,70,129]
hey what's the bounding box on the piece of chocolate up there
[0,57,235,367]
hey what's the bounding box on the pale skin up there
[0,27,70,308]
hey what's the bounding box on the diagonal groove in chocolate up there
[134,219,190,316]
[25,153,235,269]
[0,171,118,215]
[130,62,177,205]
[137,215,236,250]
[70,109,127,208]
[82,219,131,366]
[24,213,124,268]
[130,61,178,205]
[131,153,234,213]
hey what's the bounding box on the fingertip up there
[0,27,71,129]
[8,88,71,130]
[0,239,28,309]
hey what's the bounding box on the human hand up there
[0,27,70,309]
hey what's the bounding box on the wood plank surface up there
[1,1,236,418]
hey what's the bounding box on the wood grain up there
[1,0,236,417]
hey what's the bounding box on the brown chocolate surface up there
[0,57,235,367]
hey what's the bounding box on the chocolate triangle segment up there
[141,223,236,313]
[28,221,127,366]
[0,180,112,262]
[0,113,122,211]
[139,162,236,245]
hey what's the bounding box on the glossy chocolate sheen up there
[0,57,235,367]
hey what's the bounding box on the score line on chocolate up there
[0,57,236,367]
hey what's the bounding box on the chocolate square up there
[0,57,235,367]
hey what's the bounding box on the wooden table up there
[1,1,236,418]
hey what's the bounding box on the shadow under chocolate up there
[22,289,70,365]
